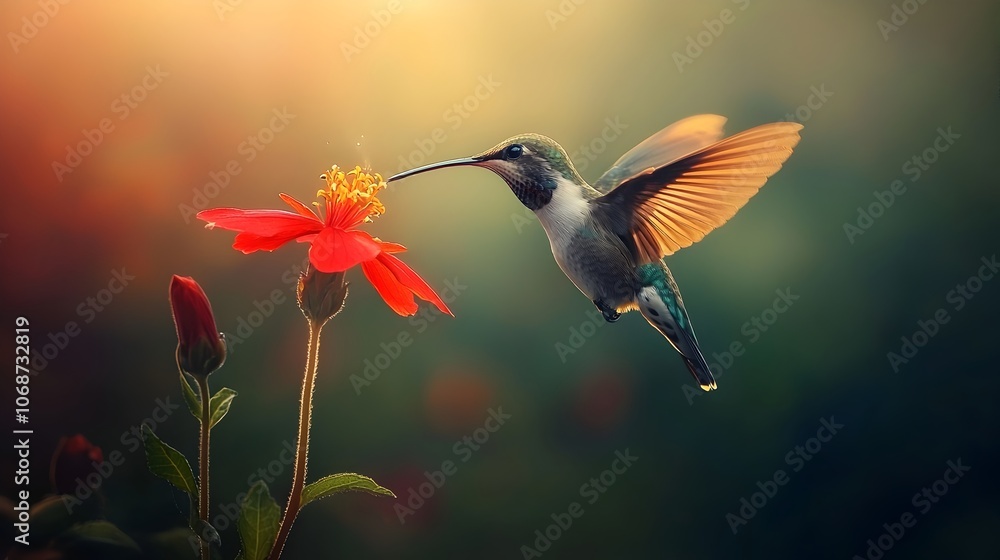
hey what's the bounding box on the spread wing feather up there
[591,121,802,263]
[592,114,728,192]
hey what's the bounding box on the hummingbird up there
[388,115,802,391]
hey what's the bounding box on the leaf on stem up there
[238,480,280,560]
[301,473,396,507]
[57,520,140,551]
[193,518,222,547]
[179,370,202,419]
[141,425,197,495]
[209,387,237,428]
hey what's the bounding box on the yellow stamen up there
[317,164,386,223]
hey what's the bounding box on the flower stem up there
[269,318,323,560]
[197,375,212,560]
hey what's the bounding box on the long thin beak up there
[387,157,482,182]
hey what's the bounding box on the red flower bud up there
[169,275,226,378]
[50,434,103,495]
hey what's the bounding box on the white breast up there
[534,176,590,252]
[534,177,593,294]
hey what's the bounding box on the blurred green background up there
[2,1,998,558]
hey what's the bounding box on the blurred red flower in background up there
[50,435,103,495]
[197,165,451,317]
[424,367,496,436]
[573,369,633,435]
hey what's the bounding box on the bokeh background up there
[2,1,999,558]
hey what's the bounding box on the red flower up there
[169,275,226,378]
[197,165,451,317]
[50,434,103,495]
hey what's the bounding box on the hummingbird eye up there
[504,144,523,160]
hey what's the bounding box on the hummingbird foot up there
[593,299,621,323]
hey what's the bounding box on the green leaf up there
[57,520,140,551]
[141,425,197,495]
[301,473,396,507]
[28,495,81,545]
[179,370,201,420]
[209,387,237,428]
[193,518,221,547]
[238,480,280,560]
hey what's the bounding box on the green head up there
[388,134,586,211]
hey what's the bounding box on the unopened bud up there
[169,275,226,378]
[297,264,349,324]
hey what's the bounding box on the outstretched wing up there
[592,114,728,193]
[591,121,803,264]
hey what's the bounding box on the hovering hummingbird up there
[388,115,802,391]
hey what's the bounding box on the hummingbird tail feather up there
[679,353,717,392]
[635,264,717,391]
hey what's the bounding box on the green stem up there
[197,375,212,560]
[268,318,323,560]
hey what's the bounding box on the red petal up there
[376,253,453,316]
[198,208,322,253]
[280,193,321,220]
[308,227,382,273]
[232,232,303,253]
[361,258,419,316]
[197,208,320,236]
[376,241,407,254]
[169,276,220,343]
